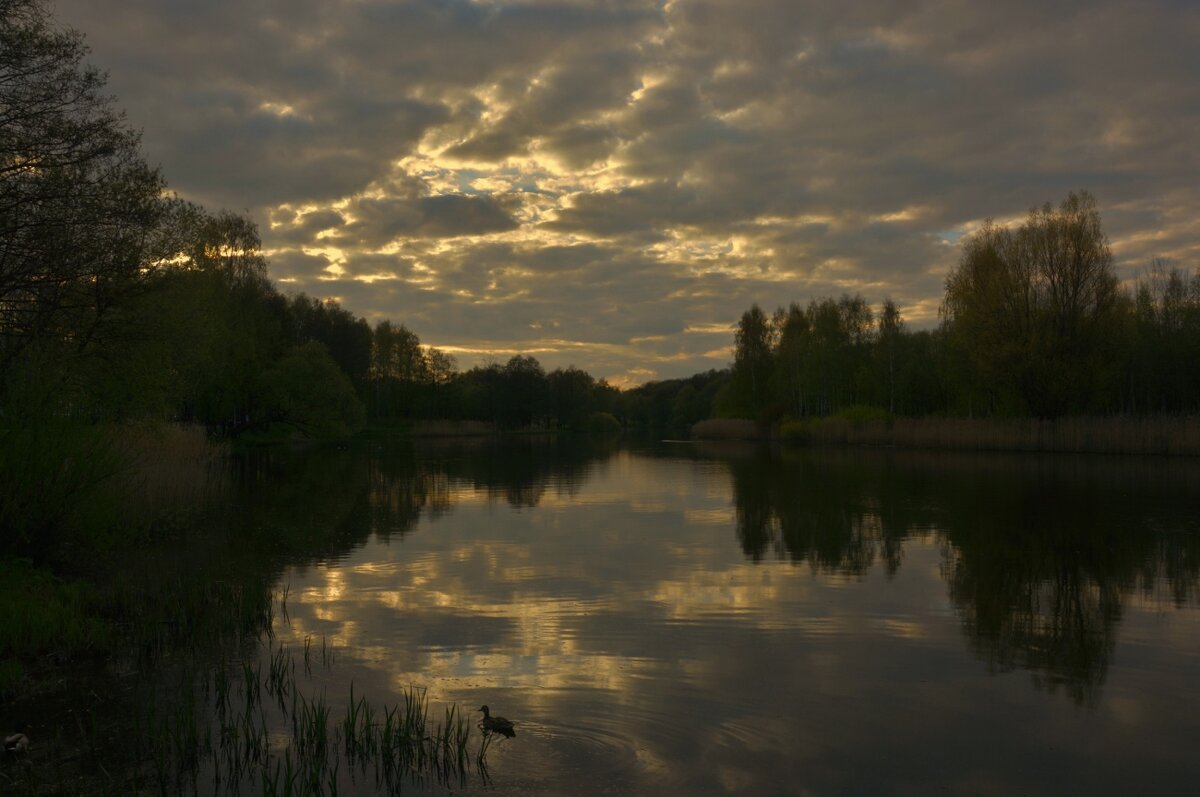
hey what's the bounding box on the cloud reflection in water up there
[257,441,1200,794]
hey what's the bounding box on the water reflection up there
[723,447,1200,704]
[230,440,1200,794]
[227,436,620,557]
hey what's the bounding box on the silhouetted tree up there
[942,191,1125,417]
[0,0,175,410]
[730,304,775,418]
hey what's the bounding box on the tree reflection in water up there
[230,436,621,558]
[232,440,1200,709]
[723,446,1200,705]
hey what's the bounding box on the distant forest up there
[3,0,1198,445]
[723,192,1200,424]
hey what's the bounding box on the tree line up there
[6,0,1197,442]
[1,0,628,439]
[727,192,1200,422]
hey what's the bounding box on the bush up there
[258,342,366,439]
[585,411,622,436]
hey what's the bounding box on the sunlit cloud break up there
[56,0,1200,382]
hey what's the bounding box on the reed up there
[2,566,485,793]
[0,422,227,562]
[267,643,293,711]
[116,422,228,531]
[134,633,489,795]
[408,419,497,437]
[691,418,761,440]
[790,414,1200,455]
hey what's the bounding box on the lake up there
[114,439,1200,794]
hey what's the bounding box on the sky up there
[54,0,1200,386]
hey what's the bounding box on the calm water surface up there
[242,439,1200,795]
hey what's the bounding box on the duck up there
[477,705,516,736]
[4,723,30,755]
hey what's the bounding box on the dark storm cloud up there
[52,0,1200,381]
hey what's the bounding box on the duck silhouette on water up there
[477,705,516,738]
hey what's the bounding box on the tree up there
[803,295,873,415]
[287,294,372,386]
[1128,261,1200,413]
[547,366,595,430]
[731,304,775,418]
[772,303,810,417]
[499,355,547,428]
[258,342,365,439]
[368,321,427,418]
[877,299,904,414]
[1,0,170,394]
[942,191,1123,417]
[147,209,292,432]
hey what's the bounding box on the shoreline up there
[692,415,1200,456]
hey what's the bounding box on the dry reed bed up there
[409,420,497,437]
[118,422,229,524]
[798,416,1200,456]
[691,418,760,440]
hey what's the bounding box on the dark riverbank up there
[693,415,1200,456]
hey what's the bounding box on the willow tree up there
[942,191,1124,417]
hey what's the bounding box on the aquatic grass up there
[341,682,379,761]
[101,575,278,677]
[320,635,335,668]
[136,634,492,795]
[264,593,276,640]
[279,583,291,624]
[267,643,293,710]
[476,726,495,779]
[0,559,110,680]
[292,691,331,761]
[214,659,231,720]
[242,659,262,720]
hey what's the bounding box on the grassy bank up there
[0,422,226,695]
[776,414,1200,456]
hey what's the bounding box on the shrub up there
[585,411,622,436]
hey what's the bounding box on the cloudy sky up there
[55,0,1200,385]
